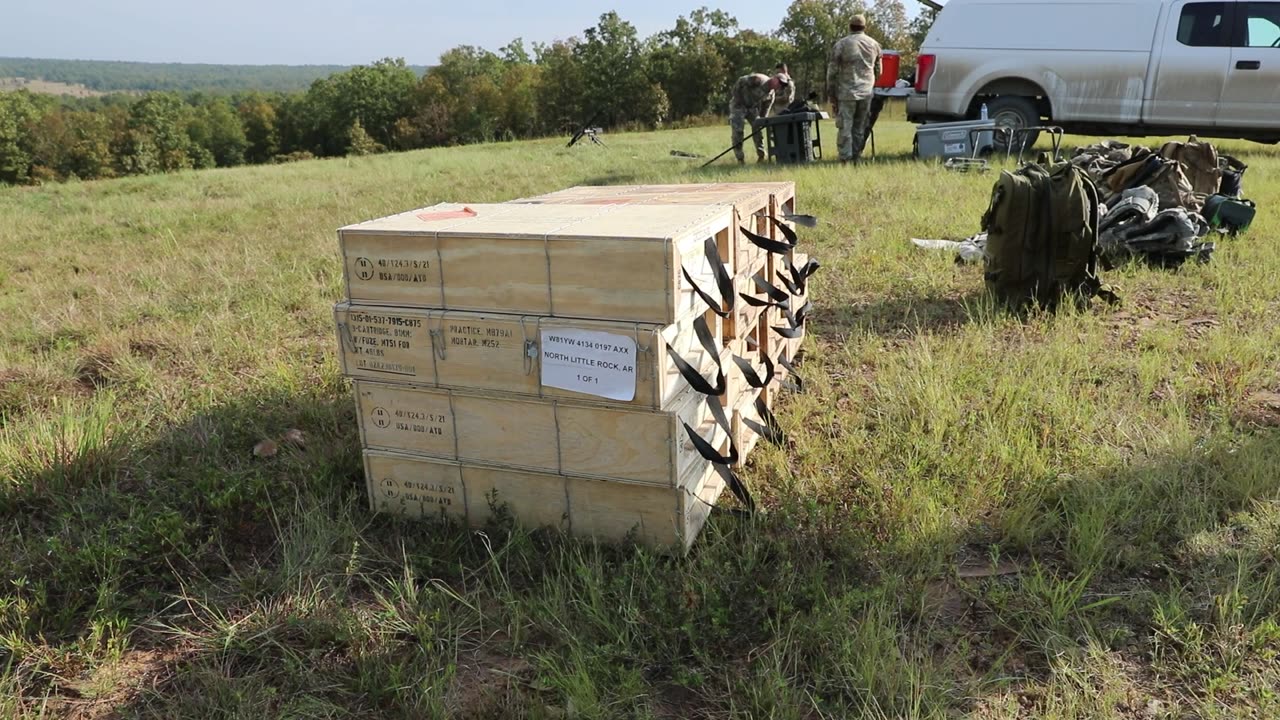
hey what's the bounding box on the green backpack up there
[981,162,1116,311]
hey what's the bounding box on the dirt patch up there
[443,650,535,718]
[651,683,714,720]
[73,350,119,392]
[1235,391,1280,429]
[1103,287,1220,348]
[51,648,184,720]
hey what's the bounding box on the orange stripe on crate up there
[416,207,477,222]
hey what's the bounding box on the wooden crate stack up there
[507,182,812,465]
[333,182,813,552]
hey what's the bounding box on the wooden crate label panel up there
[355,381,716,485]
[337,307,433,380]
[342,231,444,307]
[337,304,723,410]
[357,382,455,456]
[540,328,638,402]
[361,450,722,551]
[434,314,536,395]
[366,453,465,519]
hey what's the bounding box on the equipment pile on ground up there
[914,135,1257,274]
[332,182,816,553]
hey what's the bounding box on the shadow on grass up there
[0,382,364,652]
[104,425,1280,718]
[809,291,988,340]
[6,370,1280,717]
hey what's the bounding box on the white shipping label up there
[540,329,638,401]
[944,142,966,154]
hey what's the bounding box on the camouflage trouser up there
[729,107,764,162]
[835,96,872,161]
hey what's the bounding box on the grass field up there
[1,117,1279,719]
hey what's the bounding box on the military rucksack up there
[1159,135,1222,196]
[981,162,1115,311]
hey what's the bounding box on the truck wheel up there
[983,96,1041,153]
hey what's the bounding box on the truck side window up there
[1178,2,1232,46]
[1242,2,1280,46]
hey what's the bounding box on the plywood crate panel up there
[334,303,729,411]
[509,182,797,278]
[339,202,735,325]
[354,380,730,486]
[363,449,727,552]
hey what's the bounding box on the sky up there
[1,0,814,66]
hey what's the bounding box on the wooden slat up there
[339,202,735,325]
[363,449,727,552]
[334,303,725,411]
[354,380,722,486]
[507,182,795,279]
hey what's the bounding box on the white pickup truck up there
[907,0,1280,145]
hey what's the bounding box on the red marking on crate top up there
[416,207,477,222]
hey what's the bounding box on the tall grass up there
[0,120,1278,717]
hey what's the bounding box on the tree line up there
[0,57,427,94]
[0,1,930,186]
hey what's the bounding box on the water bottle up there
[979,103,991,154]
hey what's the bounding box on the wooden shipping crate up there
[334,303,731,411]
[363,449,727,552]
[339,202,735,325]
[353,380,731,486]
[508,182,796,279]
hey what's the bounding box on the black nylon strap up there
[740,273,791,311]
[743,395,785,446]
[777,353,803,392]
[665,315,726,397]
[765,216,799,246]
[754,273,790,304]
[790,257,821,293]
[771,324,805,339]
[742,226,793,255]
[740,292,780,309]
[681,396,754,510]
[777,268,802,296]
[732,353,776,390]
[714,463,755,511]
[793,301,811,326]
[680,236,735,318]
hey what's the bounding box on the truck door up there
[1148,1,1235,125]
[1219,2,1280,127]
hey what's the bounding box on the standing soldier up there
[827,15,882,163]
[728,66,794,164]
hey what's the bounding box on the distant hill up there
[0,57,430,94]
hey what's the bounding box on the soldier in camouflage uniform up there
[728,68,794,163]
[826,15,882,163]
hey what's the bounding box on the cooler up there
[912,119,997,160]
[876,51,901,89]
